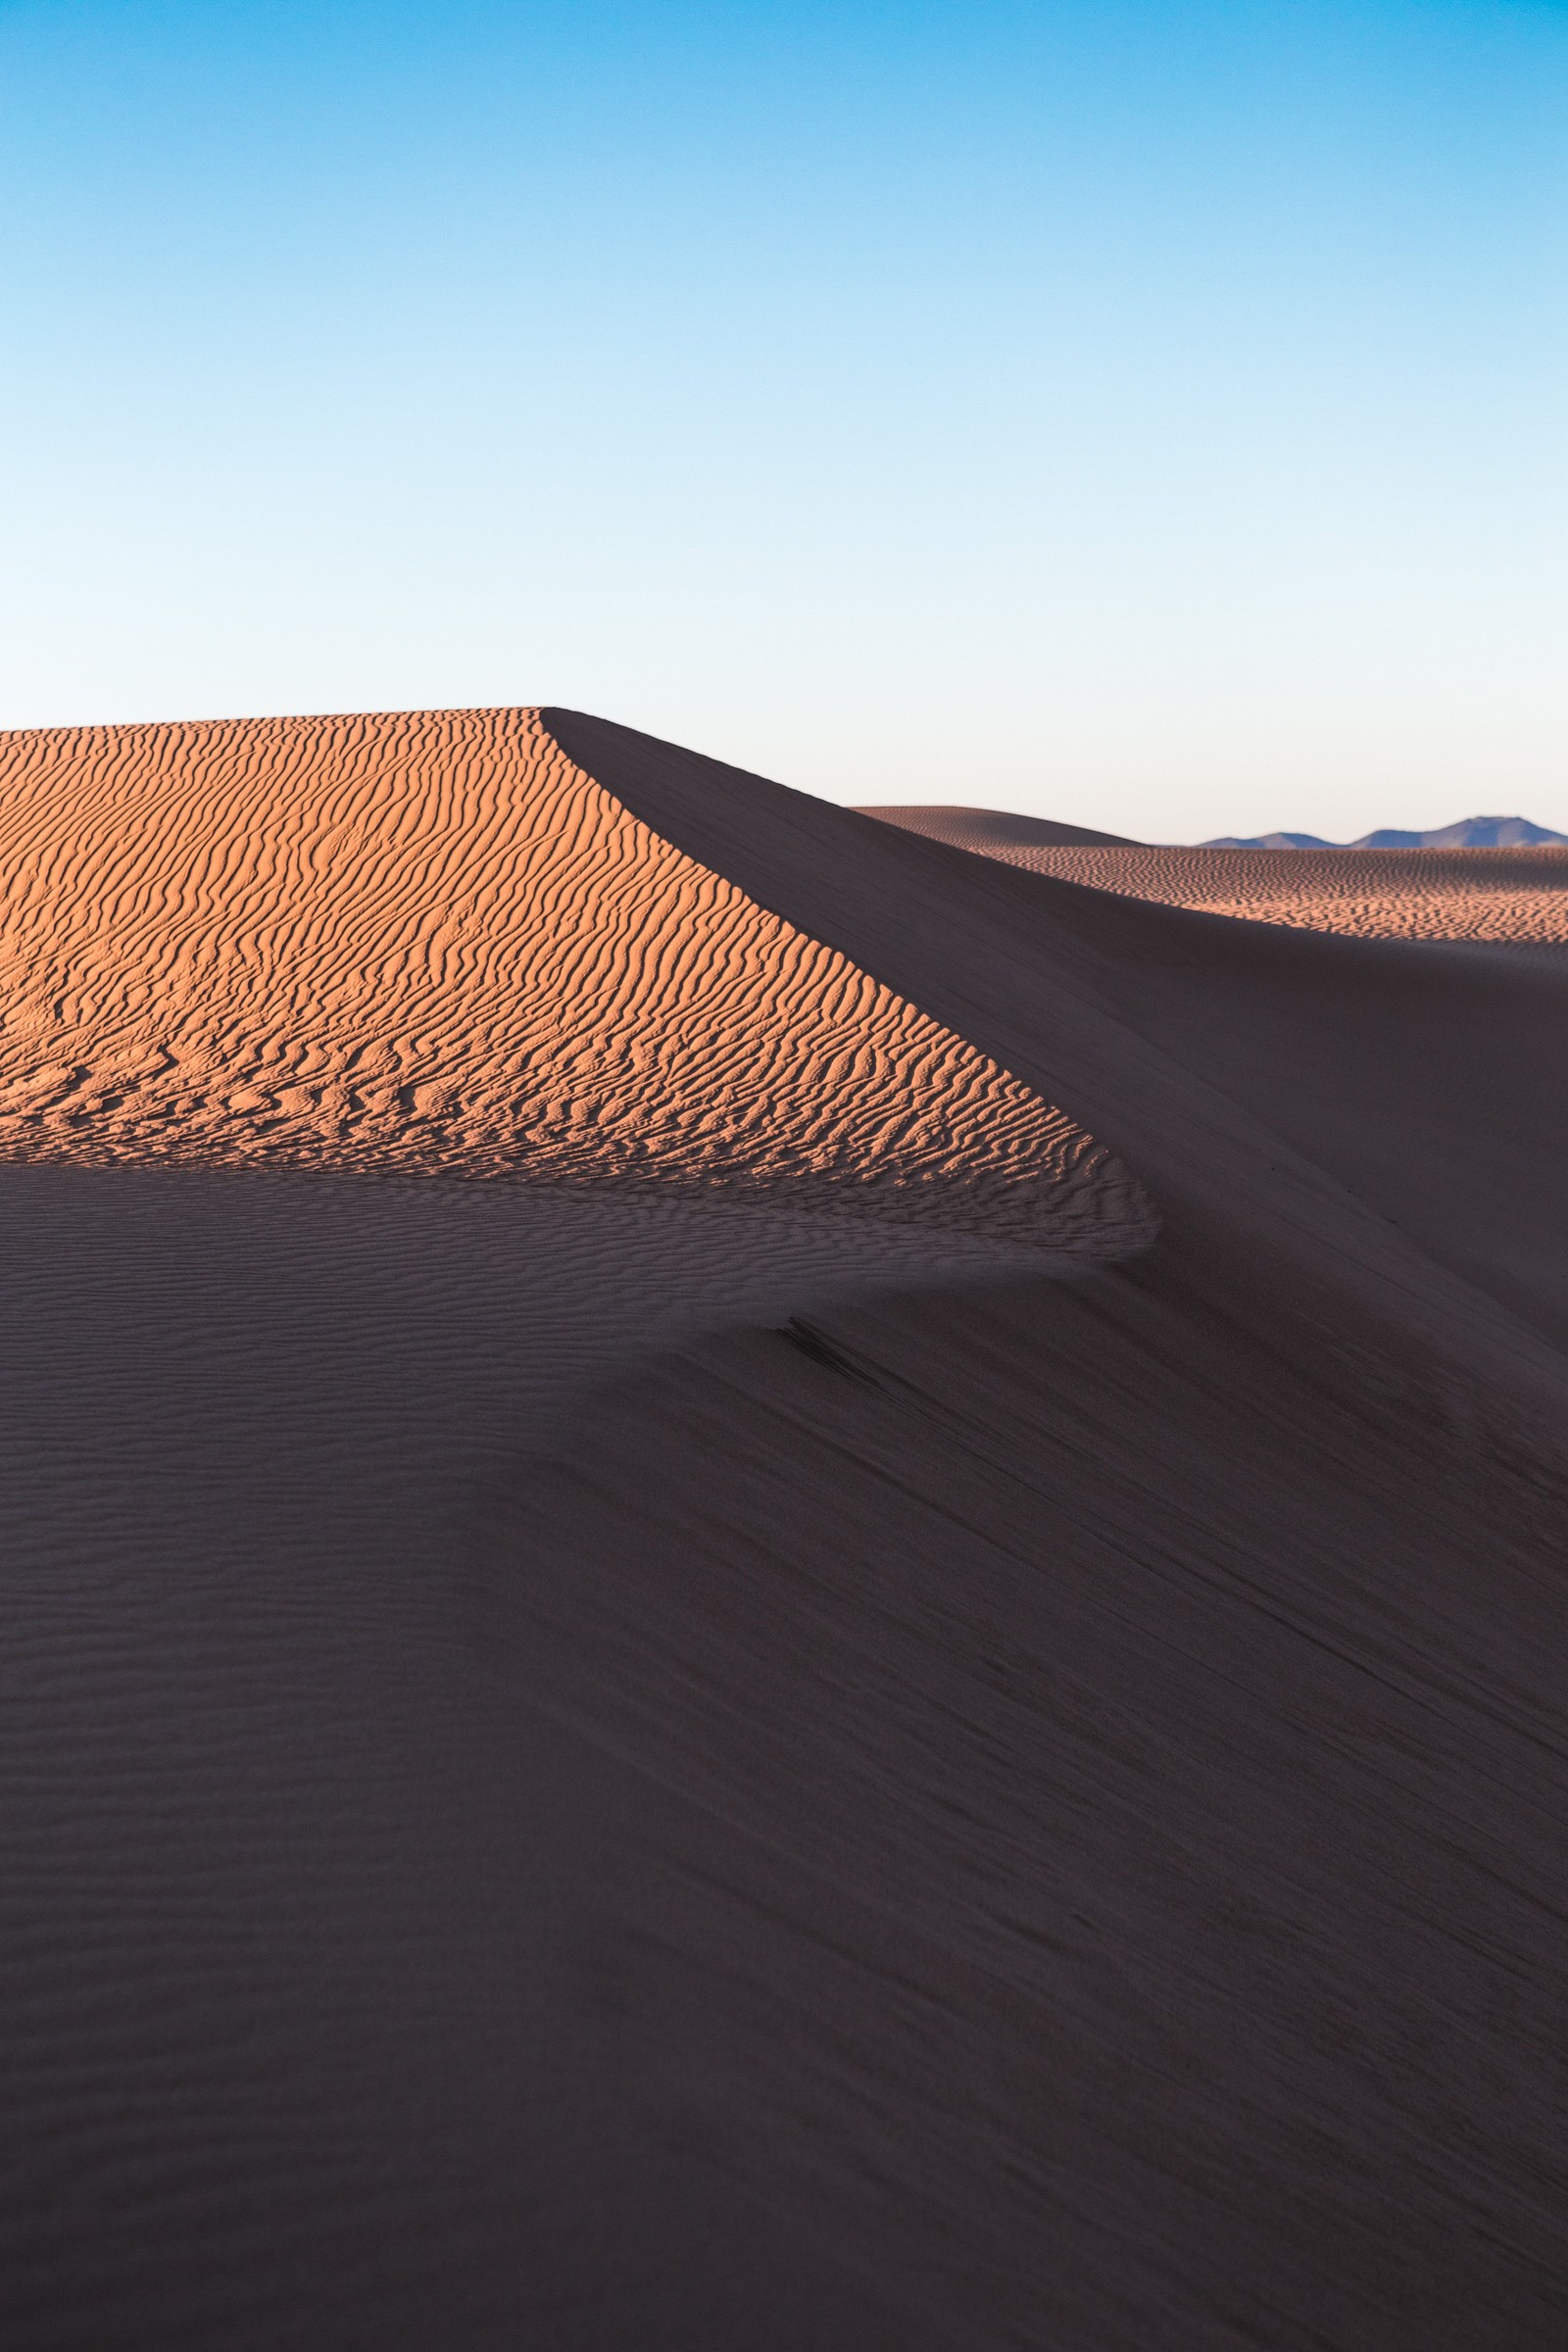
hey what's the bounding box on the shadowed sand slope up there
[514,716,1568,2345]
[862,816,1568,948]
[548,711,1568,1355]
[5,710,1568,2350]
[0,710,1151,1258]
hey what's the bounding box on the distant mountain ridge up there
[1204,815,1568,849]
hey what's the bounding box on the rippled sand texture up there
[0,711,1152,1257]
[861,809,1568,948]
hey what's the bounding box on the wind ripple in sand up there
[0,710,1152,1260]
[861,813,1568,950]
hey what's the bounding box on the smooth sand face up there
[861,808,1568,948]
[5,712,1568,2348]
[0,710,1152,1258]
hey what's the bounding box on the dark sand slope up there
[0,1170,1017,2352]
[523,713,1568,2347]
[2,709,1566,2347]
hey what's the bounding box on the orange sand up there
[0,711,1151,1256]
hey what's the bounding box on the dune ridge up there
[0,710,1152,1257]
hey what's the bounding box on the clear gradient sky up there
[2,0,1564,840]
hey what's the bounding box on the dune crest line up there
[0,707,1153,1259]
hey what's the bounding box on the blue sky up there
[1,0,1564,839]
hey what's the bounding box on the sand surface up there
[0,712,1150,1255]
[4,711,1568,2348]
[863,804,1139,851]
[862,808,1568,948]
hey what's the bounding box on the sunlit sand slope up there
[0,710,1152,1255]
[861,817,1568,947]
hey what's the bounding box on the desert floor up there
[3,710,1565,2349]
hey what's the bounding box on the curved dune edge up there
[861,804,1140,852]
[862,819,1568,950]
[0,708,1156,1263]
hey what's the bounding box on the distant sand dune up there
[0,710,1152,1257]
[860,816,1568,948]
[861,804,1139,852]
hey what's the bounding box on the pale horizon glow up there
[2,0,1564,843]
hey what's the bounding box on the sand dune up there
[4,710,1568,2348]
[861,804,1139,851]
[0,711,1151,1258]
[860,812,1568,948]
